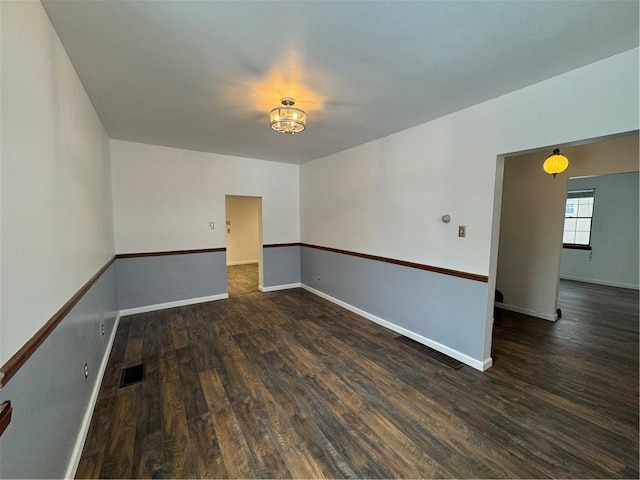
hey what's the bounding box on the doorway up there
[493,133,638,327]
[225,195,262,296]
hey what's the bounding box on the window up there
[563,189,595,249]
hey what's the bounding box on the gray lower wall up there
[263,245,301,287]
[116,252,227,309]
[301,246,489,363]
[0,264,119,479]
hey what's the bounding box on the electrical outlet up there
[101,323,105,336]
[208,222,215,230]
[458,225,466,237]
[316,273,321,281]
[84,362,89,379]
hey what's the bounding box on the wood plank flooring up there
[227,264,258,296]
[76,279,639,478]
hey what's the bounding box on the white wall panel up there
[1,1,115,364]
[111,141,299,253]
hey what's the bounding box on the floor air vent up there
[119,364,145,388]
[395,336,464,370]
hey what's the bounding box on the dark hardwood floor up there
[76,280,639,479]
[227,264,258,296]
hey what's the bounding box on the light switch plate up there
[458,225,466,237]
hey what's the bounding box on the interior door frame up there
[224,194,264,292]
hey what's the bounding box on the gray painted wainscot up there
[0,265,119,479]
[261,244,302,291]
[300,245,492,370]
[116,250,229,314]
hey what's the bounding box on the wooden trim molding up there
[116,247,226,259]
[0,257,116,389]
[0,401,12,437]
[263,243,301,249]
[300,243,488,283]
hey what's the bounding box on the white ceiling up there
[42,1,639,165]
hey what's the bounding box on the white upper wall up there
[300,48,639,276]
[110,140,300,253]
[1,1,114,364]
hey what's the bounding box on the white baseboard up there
[120,293,229,316]
[301,284,491,371]
[481,357,493,370]
[560,275,639,290]
[65,312,122,479]
[259,282,301,292]
[495,302,557,321]
[227,260,258,266]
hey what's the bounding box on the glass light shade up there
[270,106,306,134]
[269,98,306,134]
[543,149,569,178]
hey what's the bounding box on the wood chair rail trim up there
[116,247,226,258]
[0,401,12,437]
[264,242,487,282]
[0,257,116,389]
[263,243,301,249]
[300,243,488,283]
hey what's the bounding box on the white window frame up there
[563,189,595,250]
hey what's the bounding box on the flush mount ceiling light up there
[543,148,569,178]
[269,97,306,134]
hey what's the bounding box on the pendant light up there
[543,148,569,178]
